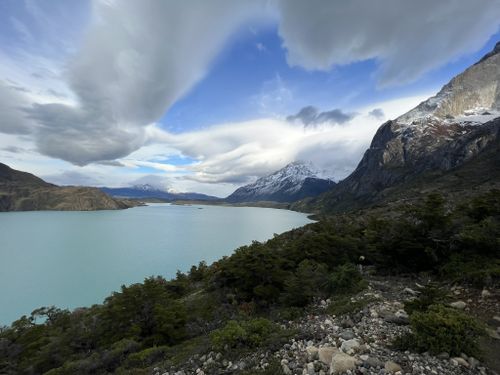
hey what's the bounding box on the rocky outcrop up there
[0,163,136,211]
[296,42,500,213]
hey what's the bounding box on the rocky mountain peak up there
[397,41,500,127]
[297,42,500,213]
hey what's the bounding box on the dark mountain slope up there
[0,163,136,211]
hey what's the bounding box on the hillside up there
[100,184,219,202]
[0,163,136,211]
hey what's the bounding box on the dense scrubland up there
[1,190,498,374]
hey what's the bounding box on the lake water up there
[0,204,312,325]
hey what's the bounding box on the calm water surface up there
[0,204,312,325]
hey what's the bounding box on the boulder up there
[339,330,355,340]
[319,347,338,365]
[451,357,469,367]
[449,301,466,309]
[384,360,402,373]
[306,346,319,361]
[340,339,361,354]
[330,352,358,375]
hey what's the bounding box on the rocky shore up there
[152,276,499,375]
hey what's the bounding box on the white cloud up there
[0,0,498,192]
[145,92,432,188]
[276,0,500,86]
[20,0,265,165]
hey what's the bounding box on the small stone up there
[339,330,355,340]
[306,362,315,375]
[319,347,338,365]
[363,357,383,368]
[282,364,292,375]
[330,352,358,375]
[340,339,360,354]
[481,289,491,298]
[436,352,449,360]
[306,346,319,361]
[449,301,466,309]
[451,357,469,367]
[384,361,402,373]
[340,318,354,328]
[468,357,480,369]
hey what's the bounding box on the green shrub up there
[403,284,448,315]
[125,345,169,367]
[326,296,376,317]
[281,260,329,307]
[395,304,483,357]
[210,318,281,351]
[326,263,366,295]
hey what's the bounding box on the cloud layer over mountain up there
[1,0,499,192]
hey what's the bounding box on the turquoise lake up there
[0,204,312,325]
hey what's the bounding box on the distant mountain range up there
[294,41,500,213]
[225,161,335,203]
[0,163,135,211]
[100,184,219,201]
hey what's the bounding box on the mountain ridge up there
[294,41,500,213]
[0,163,136,211]
[225,161,335,203]
[100,186,219,202]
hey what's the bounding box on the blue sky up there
[162,24,500,132]
[0,0,499,196]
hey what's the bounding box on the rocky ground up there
[152,276,499,375]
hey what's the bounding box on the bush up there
[326,263,366,295]
[281,260,329,307]
[210,318,281,351]
[326,296,376,317]
[395,304,483,357]
[403,284,448,315]
[125,345,169,367]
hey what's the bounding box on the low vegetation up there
[0,190,498,374]
[394,285,484,357]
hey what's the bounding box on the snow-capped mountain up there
[225,161,336,203]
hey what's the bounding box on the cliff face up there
[296,42,500,213]
[0,163,135,211]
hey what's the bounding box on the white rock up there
[451,357,469,367]
[384,360,402,373]
[330,352,358,375]
[340,339,360,354]
[306,362,315,375]
[306,346,319,361]
[481,289,491,298]
[319,347,338,365]
[449,301,466,309]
